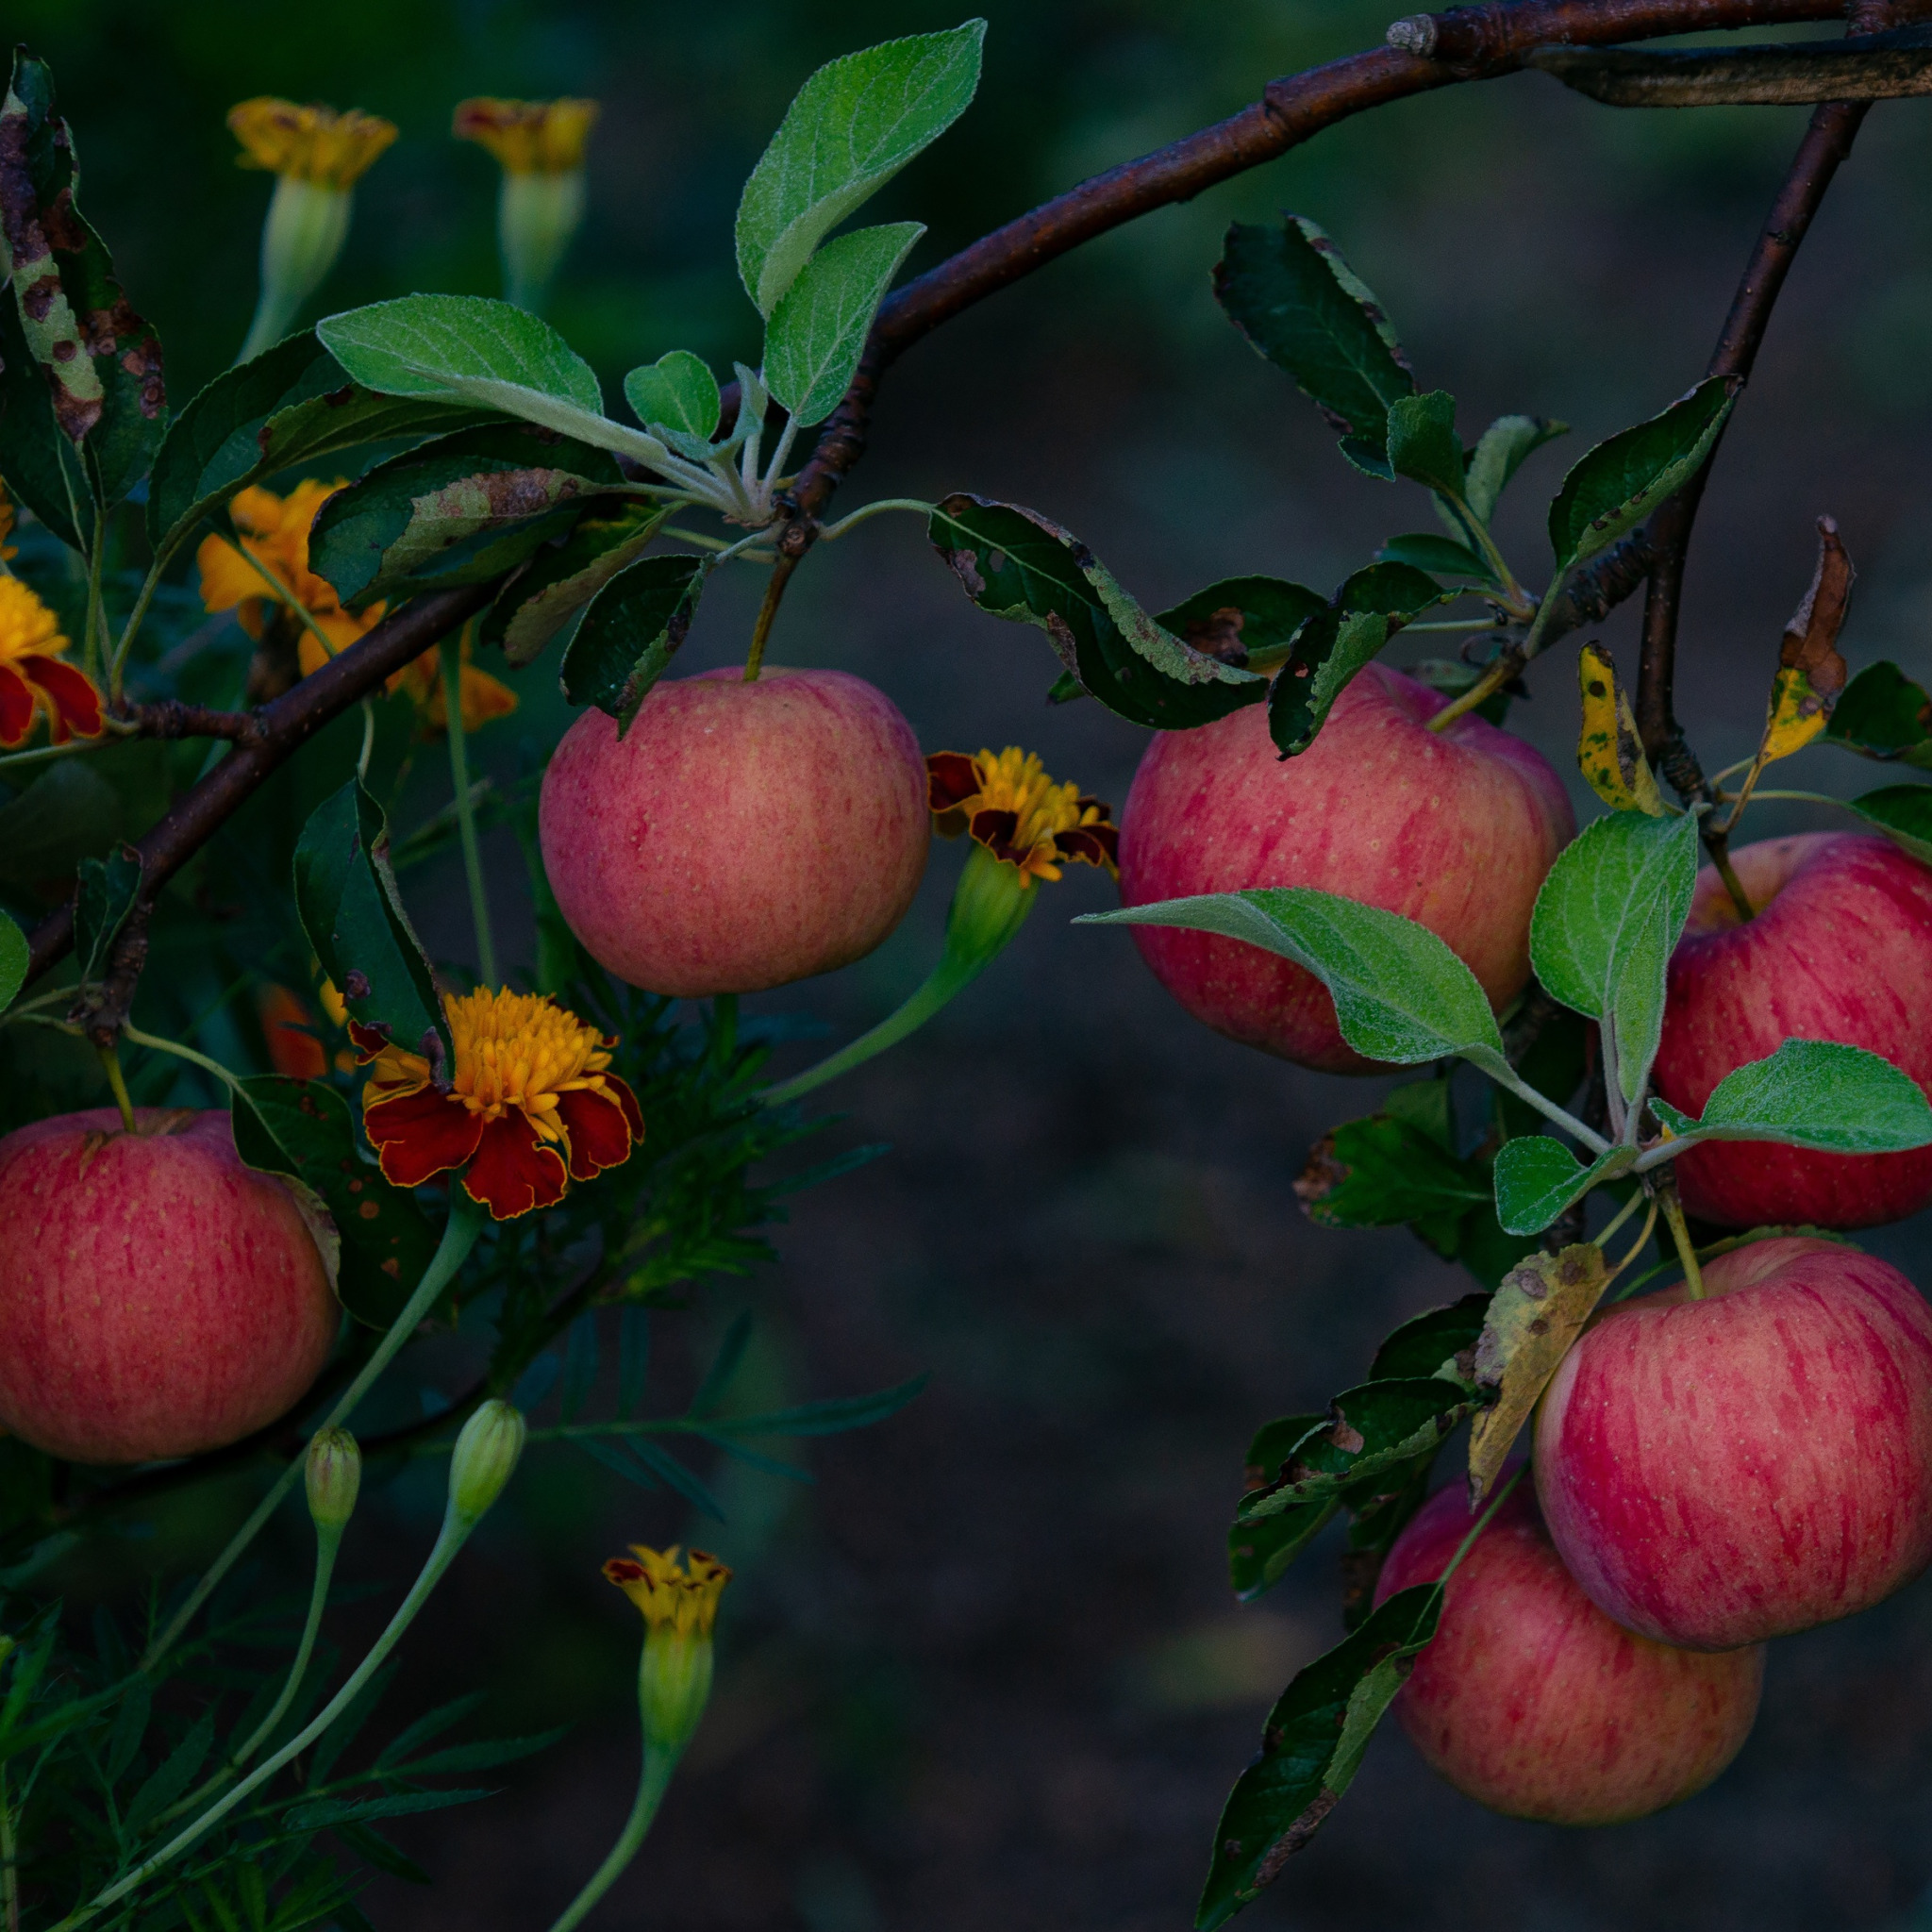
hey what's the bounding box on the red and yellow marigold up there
[0,576,103,751]
[227,98,397,189]
[453,97,600,175]
[925,746,1119,884]
[355,987,642,1220]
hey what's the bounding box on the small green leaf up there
[1491,1138,1631,1236]
[1673,1039,1932,1154]
[622,350,721,444]
[763,222,924,425]
[0,762,123,891]
[1213,216,1414,459]
[1824,663,1932,769]
[73,844,142,985]
[1548,376,1737,573]
[1155,575,1326,671]
[0,909,29,1013]
[1463,414,1568,525]
[735,20,985,317]
[319,294,602,413]
[928,494,1265,728]
[1368,1293,1490,1381]
[1849,783,1932,864]
[1294,1112,1492,1257]
[1376,532,1494,582]
[1385,390,1464,497]
[1195,1583,1442,1928]
[482,501,671,668]
[558,553,709,730]
[1082,887,1506,1073]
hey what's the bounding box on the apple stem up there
[96,1043,137,1133]
[742,553,801,682]
[440,633,500,988]
[1658,1185,1707,1299]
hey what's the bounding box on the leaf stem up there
[441,632,499,988]
[1484,1065,1611,1157]
[218,532,345,675]
[120,1024,242,1096]
[815,497,937,542]
[108,562,168,704]
[357,698,376,781]
[1657,1183,1706,1299]
[1606,1200,1660,1285]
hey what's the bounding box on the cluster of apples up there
[1115,663,1932,1822]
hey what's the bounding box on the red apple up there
[1653,831,1932,1228]
[1535,1235,1932,1651]
[1115,664,1574,1072]
[1375,1481,1763,1824]
[0,1108,339,1464]
[539,666,929,997]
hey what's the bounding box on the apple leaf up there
[1213,215,1414,466]
[763,222,924,425]
[1296,1112,1492,1256]
[292,780,449,1064]
[318,294,601,414]
[0,291,91,551]
[1547,376,1738,575]
[1530,809,1701,1106]
[1081,887,1507,1075]
[1660,1039,1932,1155]
[1848,784,1932,867]
[231,1075,439,1329]
[1463,414,1568,525]
[734,21,985,318]
[1155,575,1326,675]
[1195,1582,1443,1929]
[482,501,671,668]
[927,494,1266,729]
[1370,1293,1491,1382]
[558,552,710,730]
[1385,390,1465,498]
[1466,1243,1610,1501]
[1824,662,1932,769]
[1229,1411,1338,1602]
[73,843,143,986]
[1491,1137,1632,1236]
[622,350,720,447]
[0,908,28,1012]
[1376,532,1494,582]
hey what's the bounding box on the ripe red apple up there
[540,666,929,997]
[1375,1481,1763,1824]
[1535,1235,1932,1651]
[0,1108,339,1464]
[1115,664,1574,1072]
[1653,831,1932,1228]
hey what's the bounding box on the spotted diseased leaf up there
[927,494,1265,729]
[1294,1112,1491,1257]
[1463,414,1568,525]
[0,277,87,548]
[1759,516,1853,762]
[1576,643,1665,816]
[1196,1583,1442,1928]
[1824,662,1932,768]
[558,552,709,730]
[481,500,671,668]
[1266,562,1447,757]
[1466,1242,1609,1501]
[1155,576,1325,675]
[72,842,142,985]
[1213,216,1414,465]
[0,52,165,509]
[231,1075,437,1328]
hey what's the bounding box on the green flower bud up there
[448,1400,526,1523]
[305,1427,362,1531]
[452,98,599,316]
[603,1544,732,1757]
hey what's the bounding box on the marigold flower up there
[453,97,599,175]
[604,1544,732,1636]
[357,987,642,1220]
[0,576,103,750]
[926,747,1119,885]
[0,481,18,561]
[228,98,397,189]
[605,1543,731,1759]
[393,634,520,735]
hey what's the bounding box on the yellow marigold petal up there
[0,577,69,667]
[229,98,397,188]
[454,97,600,174]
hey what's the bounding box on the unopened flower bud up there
[453,98,598,315]
[305,1426,362,1531]
[448,1400,526,1523]
[603,1544,732,1757]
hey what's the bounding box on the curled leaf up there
[1760,516,1852,763]
[1576,643,1664,815]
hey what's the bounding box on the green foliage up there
[1824,661,1932,767]
[1491,1137,1631,1236]
[481,501,672,668]
[0,908,26,1011]
[1462,414,1569,525]
[763,223,925,425]
[1384,390,1464,497]
[622,351,723,451]
[1653,1039,1932,1155]
[1376,532,1493,582]
[73,844,145,986]
[1849,783,1932,863]
[558,553,711,728]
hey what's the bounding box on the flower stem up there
[544,1744,681,1932]
[441,633,499,987]
[761,951,982,1106]
[96,1043,137,1131]
[140,1192,486,1673]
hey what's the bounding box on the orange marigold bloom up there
[357,987,642,1221]
[0,576,103,751]
[228,98,397,188]
[0,481,19,561]
[393,634,520,735]
[926,746,1119,885]
[453,97,599,175]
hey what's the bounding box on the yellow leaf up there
[1466,1241,1609,1504]
[1576,644,1665,817]
[1760,665,1830,763]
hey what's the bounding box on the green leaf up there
[336,1823,431,1887]
[1196,1583,1442,1927]
[73,843,142,985]
[1824,663,1932,769]
[0,909,28,1013]
[1849,783,1932,864]
[623,350,721,446]
[231,1075,438,1329]
[927,493,1265,728]
[146,331,485,554]
[1668,1039,1932,1155]
[1230,1412,1338,1601]
[283,1788,497,1833]
[735,20,985,317]
[0,761,123,890]
[123,1713,214,1834]
[1266,561,1447,756]
[1156,576,1326,675]
[763,222,924,425]
[1294,1113,1491,1257]
[1214,216,1414,462]
[0,53,166,509]
[1376,532,1494,582]
[1491,1138,1631,1236]
[1084,887,1506,1074]
[558,552,709,730]
[306,421,624,608]
[1369,1293,1490,1381]
[1385,390,1464,497]
[1548,376,1737,573]
[0,284,89,550]
[481,501,671,668]
[319,294,600,412]
[708,1373,930,1438]
[1463,414,1568,525]
[1529,809,1701,1105]
[292,779,448,1063]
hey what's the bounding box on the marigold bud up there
[453,98,598,315]
[604,1544,732,1756]
[305,1426,362,1531]
[448,1400,526,1522]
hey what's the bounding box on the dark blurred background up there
[15,0,1932,1925]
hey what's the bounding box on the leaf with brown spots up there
[1760,516,1854,761]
